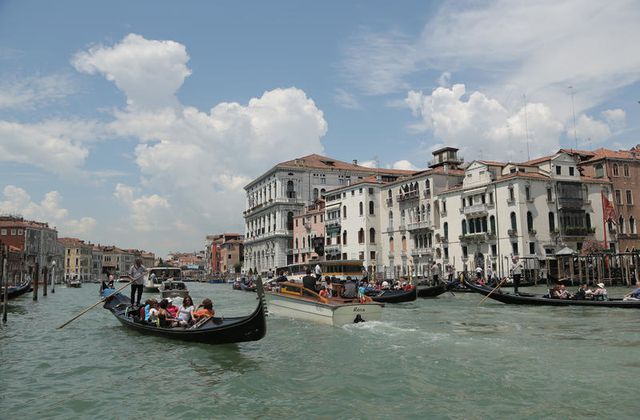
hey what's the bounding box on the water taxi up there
[265,281,384,327]
[143,267,182,293]
[158,279,189,300]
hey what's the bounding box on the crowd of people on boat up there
[547,282,610,300]
[138,295,215,328]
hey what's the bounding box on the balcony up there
[507,229,518,237]
[411,247,433,257]
[397,190,419,202]
[398,223,407,232]
[325,218,341,228]
[558,197,589,209]
[386,225,394,233]
[528,229,537,236]
[407,220,431,231]
[325,244,341,253]
[459,232,496,243]
[423,191,431,199]
[460,203,489,217]
[563,227,596,237]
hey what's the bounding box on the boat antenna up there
[523,94,530,161]
[569,85,578,150]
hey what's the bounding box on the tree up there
[581,239,606,255]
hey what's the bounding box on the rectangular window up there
[491,244,497,256]
[556,165,562,175]
[509,188,515,202]
[512,242,519,255]
[547,188,552,201]
[368,188,374,194]
[624,164,630,177]
[626,190,633,205]
[615,190,622,204]
[525,186,531,201]
[462,246,468,258]
[295,219,298,227]
[444,247,449,259]
[0,229,6,235]
[370,251,376,260]
[529,242,535,254]
[489,192,494,204]
[569,167,575,176]
[10,229,16,235]
[18,229,23,235]
[442,201,447,213]
[313,215,317,223]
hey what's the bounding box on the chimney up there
[353,159,358,165]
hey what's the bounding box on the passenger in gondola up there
[176,296,195,326]
[165,298,179,318]
[551,284,572,299]
[574,283,593,300]
[381,280,390,290]
[325,276,333,298]
[592,283,608,301]
[148,300,160,325]
[193,298,215,321]
[319,286,329,298]
[158,299,178,327]
[100,274,115,296]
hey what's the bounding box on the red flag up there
[602,192,616,224]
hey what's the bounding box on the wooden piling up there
[2,244,8,323]
[43,265,48,296]
[33,262,39,301]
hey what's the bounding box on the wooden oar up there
[477,277,509,307]
[57,280,133,329]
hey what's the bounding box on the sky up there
[1,0,639,257]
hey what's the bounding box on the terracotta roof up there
[522,154,555,166]
[275,154,415,175]
[581,148,640,164]
[477,160,508,167]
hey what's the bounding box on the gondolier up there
[510,257,523,295]
[129,258,147,306]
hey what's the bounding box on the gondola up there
[463,279,640,308]
[417,280,458,298]
[1,280,31,301]
[366,287,417,303]
[102,280,267,344]
[240,282,257,292]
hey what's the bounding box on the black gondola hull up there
[1,280,31,301]
[367,288,417,303]
[103,283,267,344]
[417,280,458,298]
[464,280,640,308]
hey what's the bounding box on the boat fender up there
[354,314,365,323]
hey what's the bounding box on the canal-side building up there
[242,154,411,275]
[59,237,93,282]
[292,199,326,265]
[205,233,244,275]
[572,146,640,252]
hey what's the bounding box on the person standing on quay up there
[510,256,523,295]
[129,258,146,306]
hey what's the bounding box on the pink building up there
[292,200,325,265]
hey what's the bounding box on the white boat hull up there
[265,292,383,326]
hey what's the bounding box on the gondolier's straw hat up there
[597,283,605,288]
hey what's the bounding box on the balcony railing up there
[396,190,419,202]
[558,197,589,208]
[507,229,518,237]
[325,244,341,252]
[325,218,341,228]
[407,220,431,231]
[386,225,394,233]
[411,247,433,257]
[563,227,596,237]
[461,203,489,216]
[459,232,496,243]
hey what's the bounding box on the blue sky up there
[1,0,639,257]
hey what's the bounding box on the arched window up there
[287,212,294,230]
[389,237,394,252]
[295,238,299,249]
[630,216,636,234]
[619,216,625,234]
[302,237,306,248]
[527,211,533,232]
[286,180,295,198]
[624,164,630,177]
[320,188,326,197]
[389,211,393,224]
[343,205,347,219]
[342,230,347,245]
[359,202,364,216]
[443,222,449,240]
[313,188,318,201]
[369,201,375,215]
[425,180,431,197]
[462,220,467,235]
[613,163,619,176]
[369,228,376,243]
[358,228,365,244]
[388,190,392,198]
[510,212,517,231]
[490,215,496,233]
[401,235,407,251]
[586,213,591,230]
[548,212,555,232]
[595,164,604,178]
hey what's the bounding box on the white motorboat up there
[265,282,384,327]
[143,267,182,293]
[159,280,189,300]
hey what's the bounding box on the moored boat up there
[68,280,82,288]
[0,280,31,301]
[102,279,267,344]
[143,267,182,293]
[463,279,640,308]
[265,282,384,326]
[366,287,417,303]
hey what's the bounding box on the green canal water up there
[1,283,638,419]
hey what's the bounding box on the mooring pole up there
[43,265,48,297]
[2,244,8,323]
[33,262,39,301]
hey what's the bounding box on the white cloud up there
[602,108,626,132]
[0,73,76,110]
[0,120,93,176]
[572,114,611,145]
[343,1,640,119]
[334,88,362,109]
[437,72,451,87]
[405,84,564,161]
[70,34,327,251]
[392,160,419,171]
[72,33,191,110]
[0,185,96,235]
